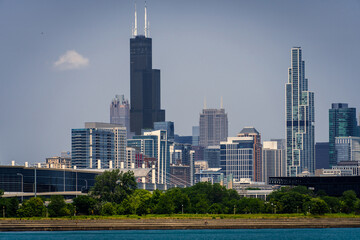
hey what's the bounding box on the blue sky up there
[0,0,359,164]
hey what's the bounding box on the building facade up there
[220,137,254,182]
[237,127,262,182]
[127,130,171,184]
[110,95,131,138]
[71,128,114,169]
[329,103,358,167]
[285,47,315,176]
[262,141,285,184]
[204,145,220,168]
[130,30,165,135]
[315,142,330,169]
[335,136,360,163]
[154,121,174,141]
[199,108,228,147]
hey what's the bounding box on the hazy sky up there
[1,0,359,164]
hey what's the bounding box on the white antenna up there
[204,97,207,109]
[144,1,148,37]
[220,96,223,109]
[134,2,138,36]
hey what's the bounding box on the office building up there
[238,127,262,182]
[262,141,285,184]
[154,121,174,141]
[110,95,131,138]
[204,146,220,168]
[192,126,200,146]
[71,123,126,169]
[315,142,329,169]
[130,6,165,135]
[85,122,127,169]
[285,47,315,176]
[71,128,114,169]
[220,137,254,182]
[329,103,358,167]
[199,108,228,147]
[174,135,192,145]
[46,155,71,169]
[127,130,171,184]
[335,136,360,163]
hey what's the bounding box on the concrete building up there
[262,141,286,184]
[199,108,228,147]
[329,103,358,166]
[285,47,315,176]
[46,155,71,169]
[110,95,131,138]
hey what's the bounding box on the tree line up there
[1,169,360,217]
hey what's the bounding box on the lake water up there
[1,228,360,240]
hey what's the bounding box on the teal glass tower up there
[329,103,358,167]
[285,47,315,176]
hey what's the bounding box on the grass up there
[1,213,360,221]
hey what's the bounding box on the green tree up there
[48,195,69,217]
[342,190,358,213]
[304,198,329,215]
[17,197,46,217]
[127,189,152,215]
[154,194,175,214]
[0,197,19,217]
[101,202,115,216]
[322,196,340,213]
[91,169,137,203]
[166,188,190,213]
[73,195,96,215]
[208,203,223,214]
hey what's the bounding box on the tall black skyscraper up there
[130,4,165,135]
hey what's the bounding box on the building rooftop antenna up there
[133,2,138,37]
[144,1,148,37]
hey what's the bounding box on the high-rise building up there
[127,130,171,184]
[154,121,174,141]
[315,142,329,169]
[262,141,286,184]
[199,108,228,147]
[237,127,262,182]
[204,146,220,168]
[192,126,200,146]
[335,136,360,163]
[329,103,358,167]
[285,47,315,176]
[71,128,114,169]
[84,122,127,169]
[220,137,254,181]
[110,95,131,138]
[130,5,165,135]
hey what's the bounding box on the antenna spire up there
[133,2,138,37]
[144,1,148,37]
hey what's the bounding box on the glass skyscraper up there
[285,47,315,176]
[329,103,358,167]
[199,108,228,147]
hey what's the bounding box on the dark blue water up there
[1,228,360,240]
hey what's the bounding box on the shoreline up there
[1,218,360,231]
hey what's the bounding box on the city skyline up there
[1,0,360,164]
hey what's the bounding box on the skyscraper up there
[262,141,286,184]
[285,47,315,176]
[130,5,165,135]
[329,103,358,167]
[110,95,131,138]
[199,108,228,147]
[237,127,262,182]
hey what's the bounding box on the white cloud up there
[54,50,89,70]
